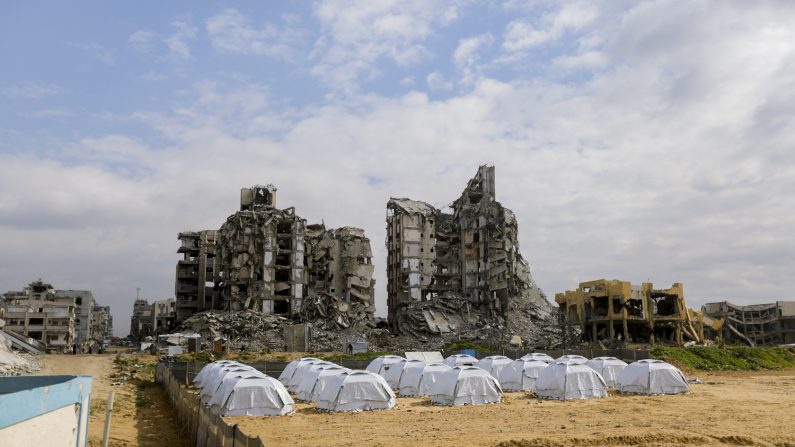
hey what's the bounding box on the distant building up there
[175,230,219,322]
[702,301,795,346]
[129,298,152,341]
[1,279,111,353]
[152,298,176,335]
[555,279,719,345]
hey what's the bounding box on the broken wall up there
[386,165,552,337]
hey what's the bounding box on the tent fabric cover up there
[429,366,502,406]
[520,353,555,363]
[278,357,321,386]
[287,360,334,392]
[316,371,396,412]
[193,361,241,389]
[382,359,425,389]
[365,355,406,376]
[618,359,689,395]
[201,369,264,404]
[554,355,589,364]
[294,365,349,402]
[476,356,513,379]
[200,366,257,401]
[585,357,628,388]
[443,354,479,367]
[534,361,608,400]
[212,376,294,416]
[498,359,548,391]
[399,362,453,397]
[207,372,268,408]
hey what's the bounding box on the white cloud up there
[426,72,453,91]
[1,82,67,99]
[206,8,306,60]
[502,1,599,52]
[128,30,158,53]
[163,19,197,60]
[453,33,494,84]
[70,42,115,65]
[310,0,468,91]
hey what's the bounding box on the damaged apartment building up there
[386,165,551,337]
[555,279,721,345]
[702,300,795,346]
[175,184,375,324]
[1,279,113,353]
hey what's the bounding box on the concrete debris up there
[0,339,39,376]
[386,165,555,340]
[178,310,288,352]
[298,292,375,331]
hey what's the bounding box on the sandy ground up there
[37,354,187,447]
[229,370,795,447]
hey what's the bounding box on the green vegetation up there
[443,340,493,354]
[318,351,391,362]
[651,346,795,371]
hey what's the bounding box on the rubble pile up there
[390,292,563,350]
[298,292,374,331]
[178,310,287,351]
[0,341,39,376]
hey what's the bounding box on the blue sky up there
[2,1,795,336]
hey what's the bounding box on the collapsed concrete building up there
[555,279,720,345]
[175,230,219,322]
[1,280,112,353]
[386,165,552,340]
[703,301,795,346]
[175,184,376,325]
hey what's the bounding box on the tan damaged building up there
[555,279,719,345]
[386,165,550,334]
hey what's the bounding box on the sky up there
[2,1,794,337]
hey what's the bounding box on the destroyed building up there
[175,184,376,327]
[129,298,153,341]
[555,279,719,345]
[2,279,112,353]
[175,230,219,322]
[703,301,795,346]
[386,165,552,340]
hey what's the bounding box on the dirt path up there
[37,353,187,447]
[229,370,795,447]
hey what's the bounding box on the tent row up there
[279,357,396,412]
[193,360,294,416]
[367,354,689,402]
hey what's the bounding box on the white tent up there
[365,355,406,375]
[534,361,608,400]
[210,376,295,416]
[294,365,350,401]
[477,355,513,378]
[193,361,242,389]
[278,357,321,386]
[520,353,555,364]
[207,373,268,408]
[429,366,502,406]
[618,360,689,395]
[315,371,396,412]
[498,359,548,392]
[201,368,264,404]
[287,360,335,392]
[585,357,628,388]
[443,354,479,367]
[554,354,589,364]
[382,359,425,389]
[199,365,256,397]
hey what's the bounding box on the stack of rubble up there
[178,310,288,352]
[0,340,39,376]
[298,292,374,331]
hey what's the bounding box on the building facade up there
[386,165,549,333]
[702,301,795,346]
